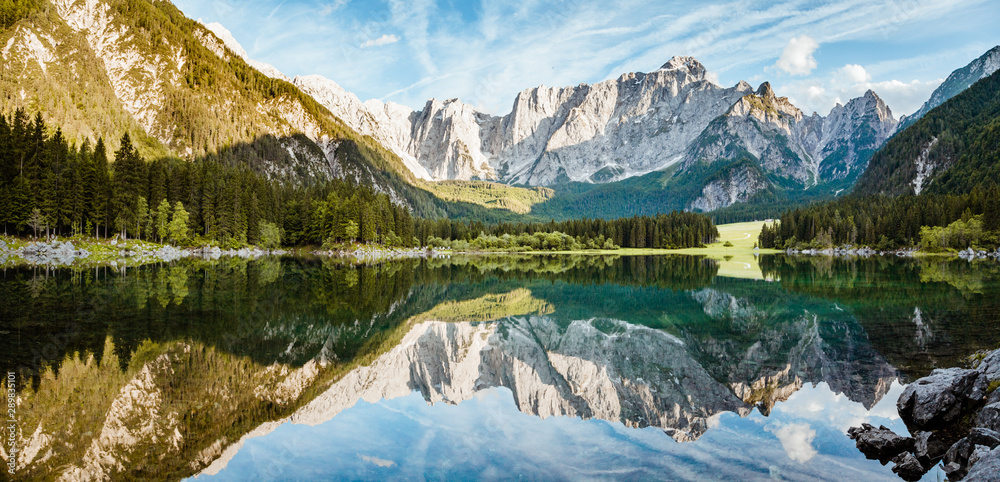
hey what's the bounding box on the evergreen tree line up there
[758,186,1000,250]
[0,108,408,248]
[0,0,40,29]
[0,108,718,249]
[416,211,719,250]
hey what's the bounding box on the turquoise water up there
[5,254,999,480]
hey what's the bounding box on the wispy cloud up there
[360,34,399,48]
[388,0,437,75]
[172,0,998,116]
[318,0,348,17]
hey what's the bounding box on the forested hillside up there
[0,0,454,210]
[854,69,1000,196]
[757,189,1000,250]
[759,69,1000,250]
[0,108,718,250]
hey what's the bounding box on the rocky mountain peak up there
[659,55,707,80]
[199,20,288,81]
[294,41,897,195]
[756,82,775,99]
[970,44,1000,75]
[844,89,894,122]
[899,45,1000,129]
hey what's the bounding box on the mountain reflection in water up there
[3,254,998,480]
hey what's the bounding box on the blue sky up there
[173,0,999,117]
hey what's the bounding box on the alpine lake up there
[3,251,1000,481]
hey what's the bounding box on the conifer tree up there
[8,175,31,234]
[92,137,111,237]
[112,133,144,238]
[137,196,149,240]
[0,113,11,233]
[156,199,171,243]
[168,202,191,245]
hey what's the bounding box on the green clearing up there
[442,221,779,280]
[419,180,554,214]
[617,221,778,280]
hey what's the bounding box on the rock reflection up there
[286,278,900,449]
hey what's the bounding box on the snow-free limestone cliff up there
[299,56,898,211]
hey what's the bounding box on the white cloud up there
[173,0,987,116]
[774,35,819,76]
[705,70,721,86]
[765,422,817,463]
[360,34,400,49]
[839,64,871,84]
[772,381,905,433]
[867,78,943,116]
[783,62,942,116]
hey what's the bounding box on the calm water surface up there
[3,254,1000,480]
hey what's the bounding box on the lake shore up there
[0,237,288,267]
[7,218,999,268]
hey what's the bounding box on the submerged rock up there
[847,423,914,463]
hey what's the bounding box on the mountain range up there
[296,56,900,212]
[2,0,999,219]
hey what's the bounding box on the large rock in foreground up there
[851,348,1000,480]
[896,367,986,431]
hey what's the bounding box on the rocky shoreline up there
[0,238,288,266]
[0,238,449,267]
[848,349,1000,480]
[311,245,441,263]
[787,246,1000,260]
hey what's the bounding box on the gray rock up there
[913,430,951,467]
[979,403,1000,433]
[967,446,1000,481]
[897,367,984,431]
[979,350,1000,382]
[944,437,976,480]
[847,423,914,463]
[941,431,998,481]
[891,452,927,481]
[970,428,1000,448]
[989,388,1000,406]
